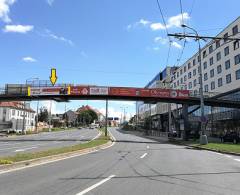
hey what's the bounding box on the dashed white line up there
[15,146,37,152]
[76,175,115,195]
[234,159,240,162]
[147,146,150,149]
[140,153,148,159]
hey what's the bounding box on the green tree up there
[38,107,49,122]
[78,110,98,125]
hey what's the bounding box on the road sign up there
[50,68,57,86]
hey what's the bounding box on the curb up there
[0,133,113,173]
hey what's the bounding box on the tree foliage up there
[78,110,98,125]
[38,107,49,122]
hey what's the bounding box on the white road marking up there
[0,129,117,175]
[147,146,149,149]
[76,175,115,195]
[234,159,240,162]
[14,146,37,152]
[225,155,232,158]
[140,153,148,159]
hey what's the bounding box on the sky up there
[1,0,240,118]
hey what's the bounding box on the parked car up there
[222,132,240,144]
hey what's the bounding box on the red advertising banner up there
[70,86,89,95]
[109,87,138,96]
[149,89,189,99]
[30,87,68,96]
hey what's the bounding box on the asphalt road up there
[0,128,99,157]
[1,127,240,195]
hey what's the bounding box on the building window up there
[210,57,214,65]
[234,41,239,50]
[184,75,187,81]
[211,81,215,90]
[203,62,207,69]
[177,80,179,86]
[188,63,191,69]
[193,79,197,87]
[18,111,20,116]
[210,69,214,78]
[174,83,176,88]
[217,65,222,74]
[184,66,186,72]
[193,69,196,76]
[204,73,208,81]
[232,25,238,36]
[216,40,220,48]
[180,69,183,75]
[218,78,223,87]
[226,74,232,84]
[198,66,201,73]
[202,50,207,58]
[188,72,192,79]
[193,59,196,66]
[12,109,15,116]
[235,54,240,65]
[188,82,192,89]
[216,52,221,61]
[177,72,179,78]
[225,60,230,70]
[197,55,200,62]
[209,45,213,54]
[224,46,229,56]
[224,33,228,42]
[204,85,208,92]
[180,78,183,84]
[236,69,240,80]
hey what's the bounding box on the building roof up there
[0,101,35,113]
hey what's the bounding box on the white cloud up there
[22,56,37,62]
[127,19,151,30]
[3,24,34,33]
[154,36,182,49]
[0,0,16,23]
[46,0,54,6]
[167,12,190,28]
[80,51,88,58]
[171,41,182,49]
[41,29,74,46]
[128,12,190,31]
[41,101,63,114]
[150,23,166,31]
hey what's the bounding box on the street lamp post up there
[181,24,208,145]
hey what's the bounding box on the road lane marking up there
[147,146,149,149]
[140,153,148,159]
[0,129,117,175]
[76,175,115,195]
[14,146,37,152]
[234,159,240,162]
[225,155,232,158]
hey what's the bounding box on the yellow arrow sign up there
[50,68,57,86]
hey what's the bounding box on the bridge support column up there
[182,104,189,141]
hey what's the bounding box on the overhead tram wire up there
[156,0,172,66]
[175,0,187,66]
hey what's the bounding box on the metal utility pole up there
[105,99,108,137]
[36,100,39,133]
[48,100,52,132]
[169,24,208,144]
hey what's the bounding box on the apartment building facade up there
[0,102,36,132]
[138,17,240,136]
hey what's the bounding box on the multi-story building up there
[0,102,36,132]
[138,17,240,136]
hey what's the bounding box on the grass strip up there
[192,143,240,154]
[0,134,110,165]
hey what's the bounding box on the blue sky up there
[1,0,240,117]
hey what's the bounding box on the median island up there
[0,129,110,165]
